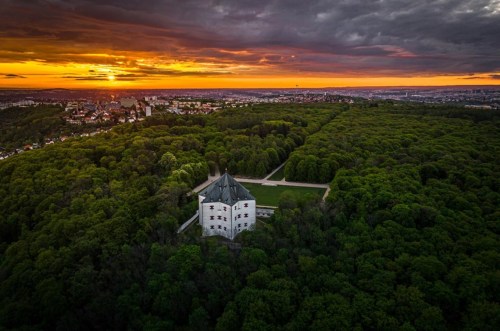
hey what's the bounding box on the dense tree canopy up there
[0,103,498,330]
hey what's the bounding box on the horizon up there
[1,84,500,91]
[1,0,499,88]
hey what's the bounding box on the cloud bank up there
[0,0,499,83]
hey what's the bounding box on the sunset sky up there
[0,0,499,88]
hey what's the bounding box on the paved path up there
[234,177,328,188]
[177,211,199,234]
[264,162,286,180]
[256,204,278,209]
[192,168,221,193]
[321,187,331,201]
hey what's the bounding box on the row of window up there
[209,213,249,221]
[210,225,227,231]
[208,203,249,211]
[209,223,249,230]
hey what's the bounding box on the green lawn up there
[242,182,326,206]
[268,164,286,180]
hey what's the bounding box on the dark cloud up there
[461,74,500,80]
[62,66,230,81]
[2,73,27,79]
[0,0,499,77]
[63,76,109,81]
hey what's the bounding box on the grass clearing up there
[241,182,326,206]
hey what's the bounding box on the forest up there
[0,102,498,330]
[0,105,113,151]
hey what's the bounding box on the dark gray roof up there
[199,173,255,205]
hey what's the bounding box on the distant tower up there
[145,106,152,117]
[198,173,256,240]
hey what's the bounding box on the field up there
[241,182,326,206]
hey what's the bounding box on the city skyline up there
[1,0,499,88]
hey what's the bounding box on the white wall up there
[227,200,256,240]
[201,201,233,239]
[200,199,256,240]
[198,195,205,225]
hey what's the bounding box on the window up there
[244,223,248,227]
[235,216,237,221]
[238,224,241,228]
[218,225,221,229]
[223,206,227,211]
[209,205,214,210]
[224,227,227,231]
[244,213,248,218]
[210,216,214,220]
[210,225,214,229]
[244,203,248,207]
[217,216,222,220]
[224,217,227,221]
[238,214,241,219]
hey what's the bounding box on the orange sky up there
[1,60,499,89]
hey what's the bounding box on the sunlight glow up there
[0,58,499,89]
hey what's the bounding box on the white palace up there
[198,173,256,240]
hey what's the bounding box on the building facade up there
[198,173,256,240]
